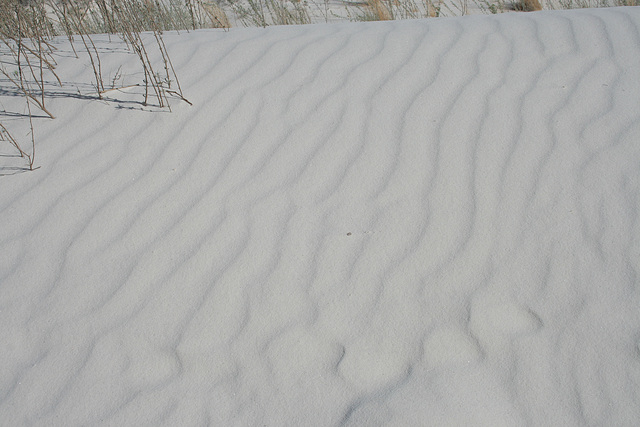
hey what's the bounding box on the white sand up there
[1,6,640,426]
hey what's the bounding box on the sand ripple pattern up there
[1,8,640,426]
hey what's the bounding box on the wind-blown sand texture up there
[2,7,640,426]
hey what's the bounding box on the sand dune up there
[1,7,640,426]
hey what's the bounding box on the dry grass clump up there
[353,0,441,21]
[367,0,394,20]
[554,0,637,6]
[514,0,542,10]
[0,0,210,172]
[200,1,232,28]
[229,0,310,27]
[426,0,442,16]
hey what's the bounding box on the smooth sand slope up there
[1,7,640,426]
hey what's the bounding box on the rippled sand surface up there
[1,7,640,426]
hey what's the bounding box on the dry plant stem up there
[18,24,56,119]
[154,31,187,101]
[56,2,80,57]
[25,96,36,170]
[37,38,45,108]
[186,0,198,28]
[20,40,50,110]
[138,35,164,106]
[0,123,28,159]
[100,83,136,93]
[77,30,105,95]
[0,67,55,118]
[165,89,192,105]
